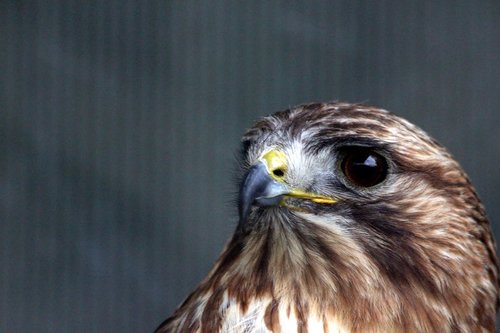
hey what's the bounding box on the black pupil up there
[341,149,387,187]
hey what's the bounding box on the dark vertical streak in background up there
[1,1,499,332]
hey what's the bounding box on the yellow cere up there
[259,150,288,181]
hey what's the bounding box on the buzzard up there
[156,102,498,332]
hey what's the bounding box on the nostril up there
[273,169,285,177]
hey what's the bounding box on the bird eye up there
[340,148,388,187]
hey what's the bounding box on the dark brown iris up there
[340,148,388,187]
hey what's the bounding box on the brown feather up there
[156,102,498,333]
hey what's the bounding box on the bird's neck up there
[164,211,484,332]
[205,212,380,314]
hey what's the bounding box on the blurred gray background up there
[1,1,499,332]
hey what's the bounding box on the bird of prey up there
[156,102,498,333]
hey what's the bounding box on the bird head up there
[159,102,498,333]
[232,102,497,329]
[238,103,460,236]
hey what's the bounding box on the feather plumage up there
[156,102,498,333]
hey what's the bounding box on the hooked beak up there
[238,150,337,225]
